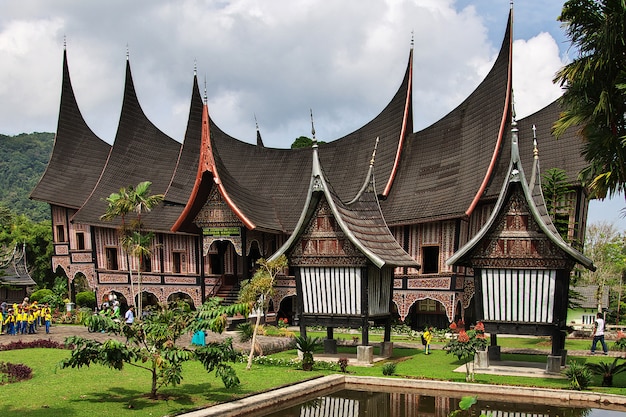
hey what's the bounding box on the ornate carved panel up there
[99,273,129,283]
[407,277,450,289]
[289,198,367,267]
[165,276,197,285]
[71,252,93,263]
[194,187,243,228]
[469,188,573,269]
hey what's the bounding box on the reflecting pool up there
[262,389,626,417]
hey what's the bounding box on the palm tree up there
[553,0,626,200]
[101,181,163,318]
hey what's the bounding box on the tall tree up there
[101,181,163,318]
[542,168,574,241]
[554,0,626,200]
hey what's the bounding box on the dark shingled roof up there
[30,49,111,209]
[71,60,182,232]
[380,12,512,226]
[0,245,36,286]
[272,143,419,268]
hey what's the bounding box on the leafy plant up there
[586,357,626,387]
[0,361,32,384]
[0,339,65,351]
[613,331,626,351]
[59,298,249,399]
[564,360,592,390]
[294,335,321,371]
[237,322,254,343]
[445,322,487,382]
[382,362,396,376]
[75,291,96,309]
[338,357,349,373]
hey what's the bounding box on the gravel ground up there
[0,323,294,354]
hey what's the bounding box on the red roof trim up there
[172,104,255,231]
[382,49,413,197]
[465,13,513,218]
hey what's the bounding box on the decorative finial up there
[532,124,538,158]
[411,30,414,49]
[194,59,197,77]
[370,137,379,166]
[63,35,67,50]
[203,75,207,104]
[126,44,129,61]
[254,113,259,130]
[510,0,514,9]
[310,109,317,145]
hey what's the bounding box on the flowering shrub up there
[338,357,349,373]
[0,339,66,351]
[0,361,33,384]
[613,331,626,351]
[445,321,487,382]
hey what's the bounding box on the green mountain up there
[0,132,54,222]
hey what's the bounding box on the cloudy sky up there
[1,0,623,230]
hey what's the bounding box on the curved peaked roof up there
[446,121,595,271]
[174,49,414,234]
[380,10,512,226]
[30,49,111,209]
[271,142,420,268]
[71,60,182,231]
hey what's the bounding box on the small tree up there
[59,298,249,399]
[238,255,288,370]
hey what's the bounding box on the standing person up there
[591,312,609,355]
[4,309,15,335]
[422,327,433,355]
[124,305,135,325]
[44,306,52,334]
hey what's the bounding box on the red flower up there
[458,330,470,343]
[449,322,457,330]
[475,321,485,332]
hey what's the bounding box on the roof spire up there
[63,35,67,50]
[310,109,317,148]
[254,113,265,147]
[194,59,197,77]
[126,44,129,61]
[532,124,538,158]
[203,75,207,104]
[510,0,514,10]
[370,136,379,167]
[410,30,414,49]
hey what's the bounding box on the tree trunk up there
[246,311,263,370]
[150,368,158,398]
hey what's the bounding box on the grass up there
[1,337,625,416]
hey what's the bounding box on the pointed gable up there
[272,140,418,269]
[71,59,182,231]
[30,49,111,209]
[446,120,595,271]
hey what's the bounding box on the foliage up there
[291,136,326,149]
[238,255,288,370]
[541,168,574,240]
[585,357,626,386]
[554,1,626,199]
[450,396,480,417]
[382,362,396,376]
[58,298,249,399]
[0,339,65,351]
[75,291,96,309]
[294,335,321,371]
[581,222,626,312]
[338,357,349,373]
[564,360,593,390]
[445,322,487,382]
[29,288,53,303]
[0,361,33,384]
[237,321,254,342]
[0,132,53,222]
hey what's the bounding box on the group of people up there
[1,297,52,335]
[98,292,134,325]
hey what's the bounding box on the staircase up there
[214,284,240,305]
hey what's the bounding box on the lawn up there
[0,338,624,416]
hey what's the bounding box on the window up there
[76,232,85,250]
[172,252,183,273]
[56,225,65,242]
[140,254,152,272]
[106,247,119,270]
[421,246,439,274]
[418,299,438,312]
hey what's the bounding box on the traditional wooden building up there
[0,244,36,303]
[31,9,593,331]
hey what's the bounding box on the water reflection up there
[262,389,620,417]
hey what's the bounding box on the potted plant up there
[294,335,321,371]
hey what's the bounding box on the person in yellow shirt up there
[422,327,433,355]
[44,307,52,334]
[4,309,16,335]
[27,308,36,334]
[16,308,25,334]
